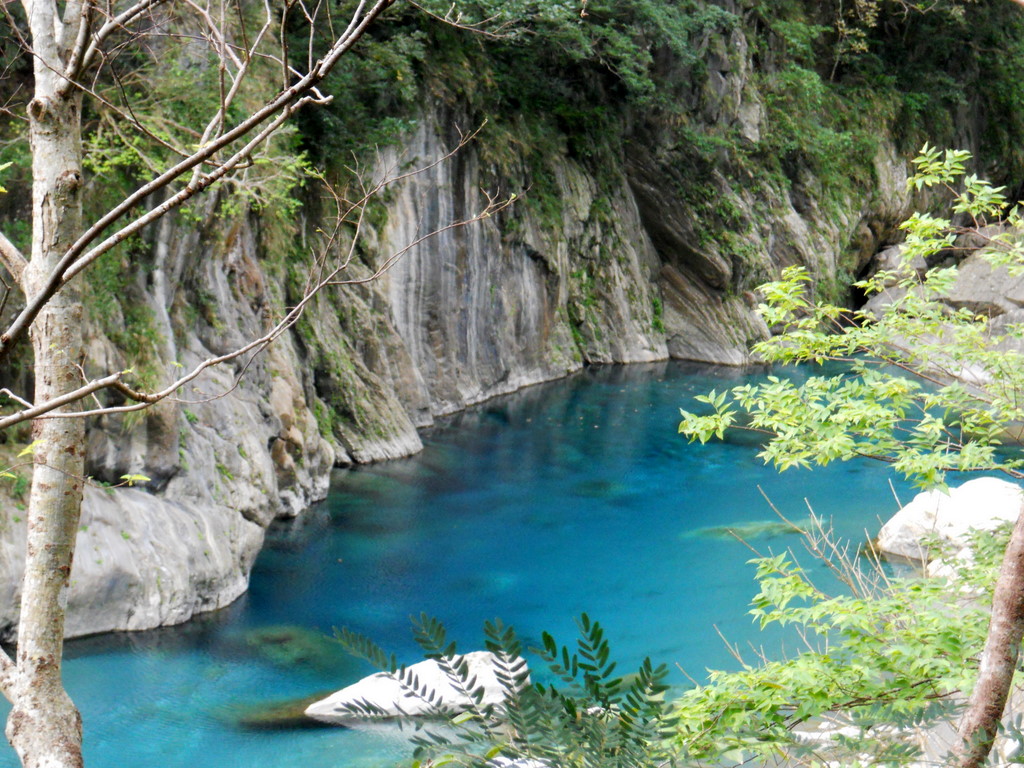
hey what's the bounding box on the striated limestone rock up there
[1,487,262,639]
[659,264,768,365]
[0,210,335,641]
[375,116,666,419]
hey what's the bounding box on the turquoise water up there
[0,361,916,767]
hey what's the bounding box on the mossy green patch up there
[225,691,338,731]
[685,516,813,541]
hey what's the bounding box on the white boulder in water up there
[876,477,1022,567]
[305,651,525,725]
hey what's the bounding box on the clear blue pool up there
[0,361,917,767]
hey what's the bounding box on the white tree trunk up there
[4,1,87,763]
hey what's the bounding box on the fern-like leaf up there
[333,626,397,672]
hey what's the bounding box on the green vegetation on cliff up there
[298,1,1024,188]
[5,0,1024,445]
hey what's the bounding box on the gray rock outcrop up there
[863,225,1024,320]
[1,210,337,641]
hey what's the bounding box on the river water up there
[0,361,916,767]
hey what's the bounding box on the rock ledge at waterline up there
[305,651,526,725]
[876,477,1023,577]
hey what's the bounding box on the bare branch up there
[101,65,198,164]
[63,100,304,282]
[0,0,396,363]
[0,388,32,408]
[0,231,26,286]
[0,101,296,358]
[78,0,170,73]
[181,0,275,173]
[0,648,16,703]
[0,373,124,430]
[319,0,393,72]
[0,0,31,57]
[5,139,512,429]
[407,1,513,39]
[329,189,514,287]
[58,0,93,93]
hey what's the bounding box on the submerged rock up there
[687,516,811,541]
[230,691,339,730]
[570,479,628,499]
[305,651,526,725]
[238,625,361,676]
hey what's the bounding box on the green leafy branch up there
[680,146,1024,490]
[671,535,1001,765]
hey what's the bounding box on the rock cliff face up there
[0,19,917,640]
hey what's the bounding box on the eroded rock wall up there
[0,19,917,640]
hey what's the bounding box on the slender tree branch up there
[0,0,31,57]
[181,0,275,174]
[62,100,304,283]
[407,0,511,38]
[78,0,168,73]
[0,0,396,363]
[0,388,32,408]
[0,231,26,286]
[39,187,511,421]
[58,0,93,95]
[102,66,199,164]
[0,373,124,431]
[32,187,511,423]
[0,132,509,428]
[328,190,514,287]
[0,648,16,702]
